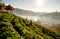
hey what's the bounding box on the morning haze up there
[3,0,60,12]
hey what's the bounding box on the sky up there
[2,0,60,12]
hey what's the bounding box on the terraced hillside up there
[0,12,60,39]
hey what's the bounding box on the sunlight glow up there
[34,19,38,21]
[35,0,45,6]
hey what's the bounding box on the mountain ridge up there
[13,8,46,16]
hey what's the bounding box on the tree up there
[5,5,14,13]
[0,3,5,10]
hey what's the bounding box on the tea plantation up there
[0,12,60,39]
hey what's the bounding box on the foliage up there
[0,13,60,39]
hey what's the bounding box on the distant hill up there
[38,12,60,24]
[13,8,45,16]
[40,12,60,17]
[0,12,60,39]
[13,8,36,16]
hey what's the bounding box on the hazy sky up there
[3,0,60,12]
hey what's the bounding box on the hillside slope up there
[0,12,60,39]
